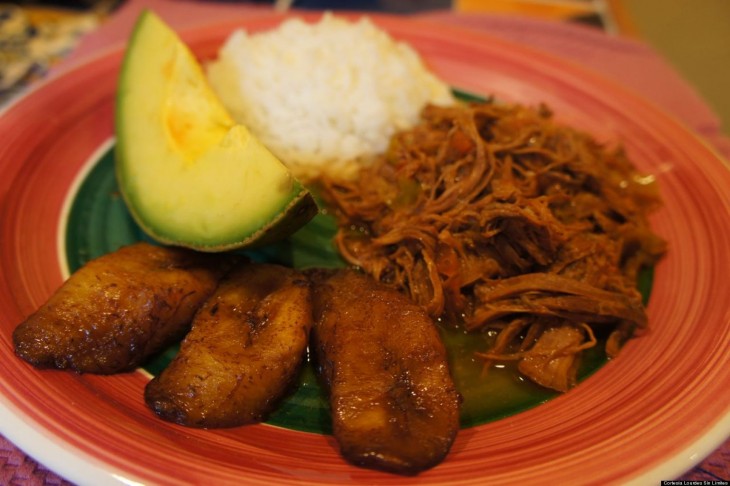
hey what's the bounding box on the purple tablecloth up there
[2,1,728,483]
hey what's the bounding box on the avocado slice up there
[115,10,317,252]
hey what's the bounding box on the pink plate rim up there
[1,11,729,485]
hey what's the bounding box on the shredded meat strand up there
[319,101,666,391]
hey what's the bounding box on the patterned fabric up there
[0,3,106,105]
[0,436,72,485]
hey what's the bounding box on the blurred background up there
[1,0,728,129]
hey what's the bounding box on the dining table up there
[1,0,728,484]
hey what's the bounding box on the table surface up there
[1,1,728,484]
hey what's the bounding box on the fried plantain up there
[13,242,234,374]
[145,262,313,428]
[310,269,461,475]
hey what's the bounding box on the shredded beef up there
[318,101,666,391]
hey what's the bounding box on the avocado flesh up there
[115,10,316,251]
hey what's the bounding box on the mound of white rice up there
[206,13,454,180]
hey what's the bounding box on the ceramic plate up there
[1,12,729,485]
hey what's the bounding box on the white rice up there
[206,13,454,181]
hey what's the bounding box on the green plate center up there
[65,142,651,433]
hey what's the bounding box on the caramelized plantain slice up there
[310,269,461,475]
[13,242,234,374]
[145,262,313,428]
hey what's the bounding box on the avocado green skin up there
[114,10,318,252]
